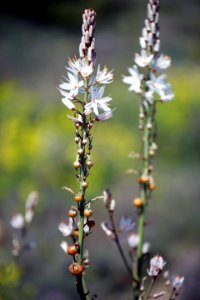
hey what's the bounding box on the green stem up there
[76,78,91,300]
[133,119,150,300]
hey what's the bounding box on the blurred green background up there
[0,0,200,299]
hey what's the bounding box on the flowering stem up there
[109,213,134,281]
[76,79,91,300]
[134,106,152,300]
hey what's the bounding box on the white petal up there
[62,98,75,110]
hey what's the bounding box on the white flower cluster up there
[123,0,174,103]
[59,58,113,118]
[59,9,113,120]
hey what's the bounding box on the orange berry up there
[138,176,149,184]
[67,245,79,255]
[133,197,143,208]
[149,184,156,191]
[84,208,93,218]
[69,263,83,276]
[73,229,79,237]
[74,194,83,202]
[68,209,77,218]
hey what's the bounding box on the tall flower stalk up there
[58,8,113,300]
[122,0,174,299]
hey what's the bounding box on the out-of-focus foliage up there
[0,262,35,299]
[0,68,199,203]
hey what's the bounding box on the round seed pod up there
[74,194,83,202]
[77,148,84,155]
[133,197,143,208]
[73,229,79,237]
[73,161,80,169]
[69,263,83,276]
[68,209,77,218]
[82,138,87,145]
[149,184,156,191]
[84,208,93,218]
[87,160,94,168]
[75,137,80,143]
[138,176,149,184]
[82,181,88,189]
[67,245,79,255]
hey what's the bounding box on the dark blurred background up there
[0,0,200,299]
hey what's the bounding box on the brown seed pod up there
[68,209,77,218]
[67,245,79,255]
[84,208,93,218]
[73,161,80,169]
[74,194,83,202]
[69,263,83,276]
[133,197,143,208]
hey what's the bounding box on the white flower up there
[68,58,94,78]
[58,219,73,236]
[128,233,140,248]
[172,275,184,294]
[96,65,113,84]
[147,255,166,277]
[85,86,112,116]
[62,96,76,110]
[122,65,143,93]
[101,222,113,237]
[95,110,114,121]
[146,74,174,101]
[135,50,153,67]
[10,214,25,229]
[60,241,68,253]
[59,72,84,96]
[156,54,171,69]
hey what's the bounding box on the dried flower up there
[147,255,166,277]
[58,219,73,236]
[101,222,113,238]
[103,189,116,212]
[119,217,135,232]
[60,241,68,253]
[172,275,184,295]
